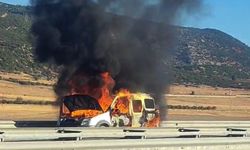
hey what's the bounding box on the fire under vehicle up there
[58,92,160,127]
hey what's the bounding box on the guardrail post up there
[123,129,146,139]
[226,128,247,137]
[0,135,4,142]
[195,134,200,138]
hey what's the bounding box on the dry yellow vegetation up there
[0,72,250,121]
[167,95,250,121]
[0,104,58,121]
[169,84,250,96]
[167,109,250,121]
[0,80,56,101]
[0,72,56,85]
[0,72,56,101]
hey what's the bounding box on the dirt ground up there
[1,72,250,121]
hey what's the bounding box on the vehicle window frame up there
[144,99,155,109]
[132,100,143,113]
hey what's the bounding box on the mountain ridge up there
[0,2,250,88]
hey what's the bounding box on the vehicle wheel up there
[98,124,109,127]
[96,121,110,127]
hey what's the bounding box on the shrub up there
[15,97,23,104]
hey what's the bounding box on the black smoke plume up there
[31,0,203,119]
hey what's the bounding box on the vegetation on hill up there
[1,2,250,88]
[175,27,250,88]
[0,2,56,79]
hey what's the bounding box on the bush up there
[191,106,197,110]
[0,99,56,106]
[190,91,195,95]
[15,97,23,104]
[166,105,217,110]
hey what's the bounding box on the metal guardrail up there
[2,137,250,150]
[1,121,250,149]
[0,121,249,141]
[160,121,250,128]
[0,121,15,129]
[0,127,248,142]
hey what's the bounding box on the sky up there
[0,0,29,6]
[0,0,249,46]
[183,0,250,46]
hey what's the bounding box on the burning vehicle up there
[31,0,203,127]
[59,89,160,127]
[57,72,160,127]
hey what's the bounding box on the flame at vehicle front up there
[65,72,114,118]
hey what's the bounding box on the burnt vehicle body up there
[58,93,160,127]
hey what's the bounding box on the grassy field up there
[167,95,250,121]
[0,72,56,101]
[1,72,250,121]
[2,95,250,121]
[169,84,250,96]
[0,80,55,101]
[0,104,58,121]
[0,72,55,86]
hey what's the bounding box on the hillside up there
[0,2,56,79]
[0,2,250,88]
[175,27,250,88]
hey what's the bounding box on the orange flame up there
[63,72,160,127]
[145,109,160,127]
[65,72,114,118]
[97,72,114,111]
[113,89,131,114]
[71,109,102,118]
[116,88,131,98]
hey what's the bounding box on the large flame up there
[116,89,131,97]
[97,72,115,111]
[65,73,160,127]
[67,72,114,113]
[113,89,131,114]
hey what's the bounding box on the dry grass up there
[2,94,250,121]
[0,104,58,121]
[169,84,250,96]
[166,94,250,121]
[167,95,250,111]
[167,110,250,121]
[0,72,56,101]
[0,72,250,121]
[0,80,56,101]
[0,72,56,85]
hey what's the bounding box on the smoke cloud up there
[31,0,203,119]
